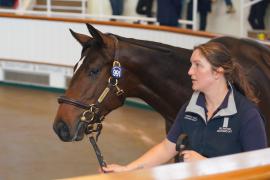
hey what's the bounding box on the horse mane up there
[240,38,270,51]
[81,33,177,56]
[240,38,270,68]
[213,36,270,69]
[113,34,185,55]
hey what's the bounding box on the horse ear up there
[86,23,110,46]
[69,29,92,46]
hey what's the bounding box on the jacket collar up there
[185,83,237,122]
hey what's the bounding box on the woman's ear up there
[216,67,224,73]
[214,67,224,79]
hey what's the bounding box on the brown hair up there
[194,42,259,104]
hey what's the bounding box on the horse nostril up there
[54,121,71,142]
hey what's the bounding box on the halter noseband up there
[57,35,124,138]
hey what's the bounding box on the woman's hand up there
[181,150,207,162]
[101,164,129,173]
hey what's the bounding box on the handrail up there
[0,12,218,39]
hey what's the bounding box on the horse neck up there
[119,40,193,120]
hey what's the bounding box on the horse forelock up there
[82,39,102,53]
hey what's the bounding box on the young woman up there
[102,42,267,172]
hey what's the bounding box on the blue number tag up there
[111,66,122,79]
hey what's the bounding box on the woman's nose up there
[188,66,193,76]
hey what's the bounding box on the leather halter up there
[57,35,124,171]
[58,35,124,138]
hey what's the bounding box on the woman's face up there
[188,49,216,92]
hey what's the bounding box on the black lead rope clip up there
[86,123,103,142]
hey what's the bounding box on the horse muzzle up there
[53,120,86,142]
[53,120,71,142]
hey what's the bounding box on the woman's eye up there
[89,68,100,76]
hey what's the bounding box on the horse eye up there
[88,68,100,76]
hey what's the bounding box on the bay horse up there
[53,24,270,147]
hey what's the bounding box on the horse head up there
[53,24,128,142]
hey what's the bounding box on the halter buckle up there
[81,110,95,122]
[115,85,124,96]
[108,77,118,86]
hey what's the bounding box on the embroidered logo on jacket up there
[184,114,198,122]
[217,117,232,133]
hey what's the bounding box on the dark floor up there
[0,85,165,180]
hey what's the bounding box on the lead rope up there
[86,35,123,172]
[89,135,107,172]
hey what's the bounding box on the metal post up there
[192,0,198,31]
[16,0,23,14]
[240,0,244,37]
[99,0,104,18]
[47,0,51,16]
[81,0,86,17]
